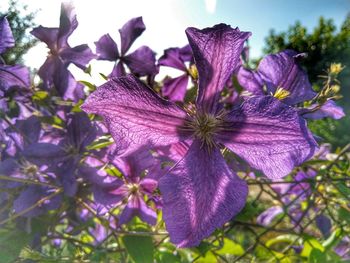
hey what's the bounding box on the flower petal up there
[124,46,158,76]
[186,24,250,114]
[217,96,318,179]
[82,74,189,155]
[31,26,59,51]
[162,75,189,102]
[109,61,125,78]
[304,100,345,120]
[0,17,15,53]
[95,33,119,61]
[158,47,188,71]
[119,195,157,225]
[237,66,264,95]
[159,140,248,247]
[257,50,316,104]
[119,17,145,55]
[60,44,96,70]
[0,65,30,92]
[257,206,283,226]
[57,2,78,48]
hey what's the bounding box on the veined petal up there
[82,74,189,155]
[124,46,158,76]
[0,17,15,53]
[217,96,318,179]
[57,2,78,48]
[159,140,248,247]
[162,74,189,102]
[119,195,156,225]
[119,17,145,55]
[95,33,119,61]
[186,24,250,114]
[0,65,30,92]
[257,50,316,104]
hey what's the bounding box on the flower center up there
[188,113,223,148]
[127,183,140,195]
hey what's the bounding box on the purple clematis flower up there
[237,50,316,105]
[31,3,95,101]
[0,17,30,94]
[88,148,161,225]
[95,17,158,78]
[237,50,345,120]
[158,45,194,102]
[82,24,318,247]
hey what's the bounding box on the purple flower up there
[95,17,158,78]
[0,17,30,94]
[31,3,95,101]
[237,50,316,105]
[82,24,318,247]
[88,148,160,225]
[158,45,193,101]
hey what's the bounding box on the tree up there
[0,0,37,64]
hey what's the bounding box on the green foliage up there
[0,0,37,64]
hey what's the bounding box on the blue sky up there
[1,0,349,81]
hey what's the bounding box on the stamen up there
[273,87,290,100]
[183,110,225,150]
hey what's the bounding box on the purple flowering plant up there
[0,3,349,262]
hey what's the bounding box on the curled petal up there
[119,17,145,55]
[82,74,190,155]
[159,140,248,247]
[95,33,119,61]
[0,17,15,53]
[124,46,158,76]
[218,96,318,179]
[186,24,250,114]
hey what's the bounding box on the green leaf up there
[122,229,154,263]
[214,238,244,256]
[301,237,324,258]
[339,207,350,223]
[79,80,96,92]
[86,138,113,151]
[266,234,299,248]
[0,228,31,263]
